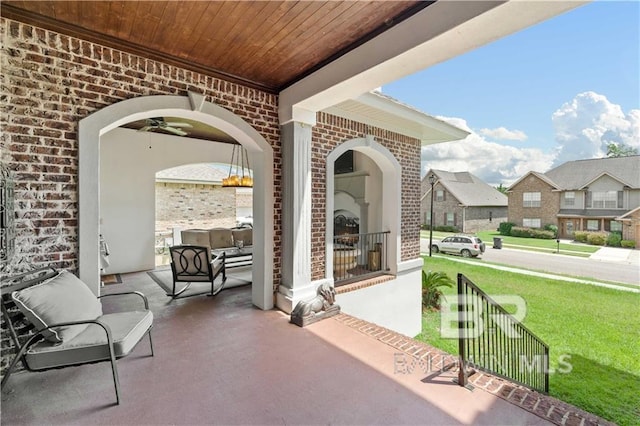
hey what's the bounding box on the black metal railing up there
[457,273,549,393]
[333,231,390,286]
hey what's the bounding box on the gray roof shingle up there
[424,169,507,207]
[544,156,640,189]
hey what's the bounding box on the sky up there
[382,1,640,186]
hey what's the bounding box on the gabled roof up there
[545,156,640,190]
[617,206,640,220]
[325,91,470,145]
[506,171,561,192]
[156,163,230,184]
[422,169,507,207]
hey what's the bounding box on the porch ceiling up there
[0,0,429,93]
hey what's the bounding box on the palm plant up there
[422,270,454,310]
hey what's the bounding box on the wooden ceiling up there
[1,1,431,93]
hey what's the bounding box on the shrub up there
[510,227,555,239]
[587,232,607,246]
[498,222,515,236]
[544,224,558,237]
[621,240,636,249]
[573,231,589,243]
[434,225,458,233]
[606,233,622,247]
[422,270,454,310]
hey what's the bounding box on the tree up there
[606,142,638,158]
[495,183,508,194]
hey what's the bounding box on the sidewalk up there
[589,246,640,264]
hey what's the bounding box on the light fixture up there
[428,173,437,257]
[222,144,253,187]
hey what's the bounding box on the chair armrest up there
[98,291,150,310]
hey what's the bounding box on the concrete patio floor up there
[1,270,553,425]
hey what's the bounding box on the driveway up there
[421,239,640,286]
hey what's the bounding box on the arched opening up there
[325,136,401,283]
[79,93,274,310]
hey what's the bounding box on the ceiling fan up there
[138,117,192,136]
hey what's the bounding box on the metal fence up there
[457,273,549,393]
[333,231,390,286]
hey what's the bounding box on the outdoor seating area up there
[1,267,154,406]
[0,270,553,425]
[180,227,253,268]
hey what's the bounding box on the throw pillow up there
[12,270,103,344]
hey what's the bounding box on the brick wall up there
[311,113,421,280]
[0,18,281,282]
[0,18,282,373]
[508,174,559,227]
[155,182,237,232]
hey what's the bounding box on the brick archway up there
[325,135,401,278]
[79,93,274,309]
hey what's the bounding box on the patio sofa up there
[180,227,252,268]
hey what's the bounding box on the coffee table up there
[212,246,253,269]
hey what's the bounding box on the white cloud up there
[423,117,554,187]
[479,127,528,141]
[551,91,640,165]
[422,93,638,186]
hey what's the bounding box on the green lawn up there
[418,256,640,426]
[419,230,600,256]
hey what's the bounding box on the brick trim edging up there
[332,313,613,426]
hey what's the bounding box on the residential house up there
[0,0,580,376]
[421,170,507,233]
[507,156,640,242]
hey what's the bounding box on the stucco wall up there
[100,128,240,274]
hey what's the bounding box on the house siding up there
[155,182,238,232]
[421,186,506,233]
[423,183,462,230]
[508,175,559,227]
[463,206,507,233]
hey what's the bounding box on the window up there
[523,192,541,207]
[587,220,599,231]
[523,218,541,228]
[564,191,575,206]
[425,211,431,225]
[610,221,622,232]
[445,212,455,226]
[436,190,445,202]
[589,191,619,209]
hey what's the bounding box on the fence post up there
[457,273,468,387]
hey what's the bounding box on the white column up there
[276,121,315,313]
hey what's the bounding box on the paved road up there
[421,239,640,286]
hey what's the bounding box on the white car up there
[431,235,485,258]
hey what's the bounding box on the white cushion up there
[181,230,211,248]
[231,228,253,246]
[25,310,153,370]
[12,270,103,344]
[209,228,234,249]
